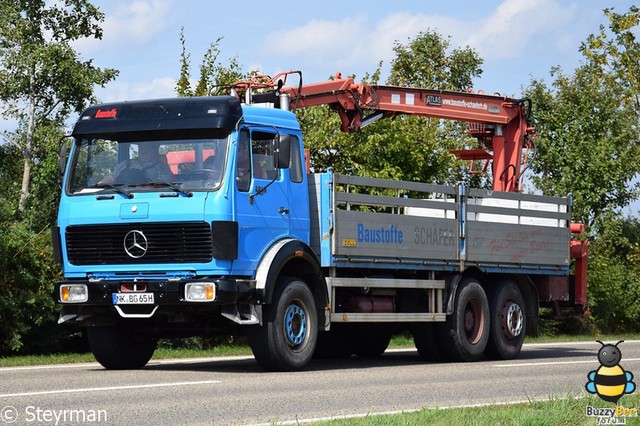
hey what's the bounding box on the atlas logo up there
[123,230,148,258]
[95,108,117,118]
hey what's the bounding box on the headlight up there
[185,283,216,302]
[60,284,88,303]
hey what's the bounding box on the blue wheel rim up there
[284,303,307,347]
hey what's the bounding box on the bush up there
[588,256,640,332]
[586,217,640,333]
[0,221,63,354]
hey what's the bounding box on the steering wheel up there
[190,168,221,181]
[117,168,150,185]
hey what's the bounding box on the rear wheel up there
[353,329,391,358]
[314,326,354,359]
[485,280,526,360]
[249,277,318,371]
[412,323,445,362]
[437,277,490,362]
[87,325,157,370]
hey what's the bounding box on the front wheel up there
[87,325,157,370]
[249,277,318,371]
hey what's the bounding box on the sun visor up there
[72,96,243,139]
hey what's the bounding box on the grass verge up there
[309,394,640,426]
[0,344,252,367]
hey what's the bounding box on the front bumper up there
[54,277,250,320]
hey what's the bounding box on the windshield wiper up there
[139,181,193,198]
[91,183,133,199]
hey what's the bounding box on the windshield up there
[68,137,228,195]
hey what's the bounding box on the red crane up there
[233,70,534,193]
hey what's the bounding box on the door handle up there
[278,207,290,214]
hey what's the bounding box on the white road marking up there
[494,357,640,368]
[0,380,222,398]
[0,355,254,372]
[0,363,100,372]
[523,339,640,348]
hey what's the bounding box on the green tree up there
[0,140,68,353]
[525,6,640,231]
[526,66,638,230]
[0,0,117,354]
[175,28,244,97]
[524,7,640,332]
[582,6,639,116]
[301,31,484,186]
[387,30,483,90]
[0,0,118,213]
[0,121,63,229]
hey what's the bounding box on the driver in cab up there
[99,142,175,185]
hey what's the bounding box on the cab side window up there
[289,135,303,183]
[236,130,252,192]
[236,129,280,191]
[251,131,277,180]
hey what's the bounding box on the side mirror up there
[276,134,291,169]
[58,136,71,177]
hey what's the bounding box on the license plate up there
[112,293,155,305]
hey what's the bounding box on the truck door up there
[233,128,290,274]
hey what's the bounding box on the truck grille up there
[65,222,213,265]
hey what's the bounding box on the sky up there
[3,0,640,212]
[70,0,635,104]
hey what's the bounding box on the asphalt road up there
[1,340,640,425]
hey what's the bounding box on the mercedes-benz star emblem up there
[123,230,148,258]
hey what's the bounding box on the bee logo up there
[586,340,636,403]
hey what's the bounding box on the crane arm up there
[233,71,534,193]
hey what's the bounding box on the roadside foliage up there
[525,6,640,332]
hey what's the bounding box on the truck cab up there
[54,96,318,369]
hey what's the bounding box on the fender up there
[254,238,326,306]
[445,274,463,316]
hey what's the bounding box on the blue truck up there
[53,73,586,371]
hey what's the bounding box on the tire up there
[87,325,156,370]
[248,277,318,371]
[353,330,391,358]
[437,277,490,362]
[485,280,526,360]
[412,323,445,362]
[314,326,354,359]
